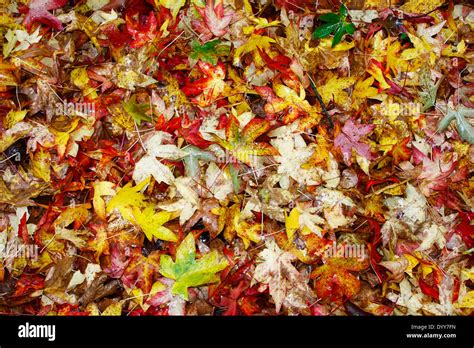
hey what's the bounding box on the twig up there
[307,74,333,130]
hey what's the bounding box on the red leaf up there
[24,0,67,31]
[13,274,44,297]
[126,12,158,49]
[18,213,30,244]
[179,119,213,148]
[419,278,439,300]
[455,212,474,249]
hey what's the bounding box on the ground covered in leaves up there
[0,0,473,316]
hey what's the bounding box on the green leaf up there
[229,162,241,193]
[331,24,346,47]
[159,233,228,300]
[344,23,356,35]
[313,22,339,39]
[122,95,151,126]
[319,13,340,23]
[183,146,216,177]
[339,3,349,18]
[189,39,230,66]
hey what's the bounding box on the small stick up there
[307,74,333,130]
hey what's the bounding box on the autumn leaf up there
[122,95,152,126]
[126,12,158,49]
[193,0,233,40]
[106,178,149,222]
[213,115,278,168]
[318,76,356,109]
[181,61,227,107]
[334,119,376,165]
[189,39,230,66]
[159,233,228,300]
[158,0,186,19]
[93,181,115,221]
[132,204,177,242]
[311,257,369,300]
[233,34,276,66]
[254,239,315,313]
[24,0,67,31]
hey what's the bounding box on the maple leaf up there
[181,61,227,107]
[318,76,356,109]
[253,239,315,313]
[414,147,458,196]
[213,116,278,168]
[122,95,151,126]
[189,39,230,66]
[273,84,321,125]
[132,132,184,185]
[311,257,369,300]
[224,203,262,249]
[193,0,233,40]
[3,28,43,58]
[106,178,149,222]
[122,249,161,293]
[334,119,375,165]
[126,12,158,49]
[351,77,378,109]
[159,177,200,225]
[438,105,474,144]
[159,233,228,300]
[390,137,412,165]
[23,0,67,31]
[132,204,177,242]
[233,34,276,66]
[87,223,110,262]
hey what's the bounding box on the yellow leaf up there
[158,0,186,19]
[54,206,90,228]
[53,118,79,158]
[106,178,149,221]
[71,67,97,99]
[5,110,27,129]
[367,61,391,90]
[86,303,101,316]
[352,77,378,109]
[318,37,354,51]
[442,40,467,57]
[400,0,445,14]
[132,204,177,242]
[101,301,123,316]
[421,263,434,278]
[149,280,167,297]
[401,33,430,61]
[224,204,261,249]
[285,208,300,243]
[93,181,116,221]
[456,291,474,309]
[318,76,356,109]
[233,34,276,66]
[403,254,419,277]
[387,39,408,74]
[31,148,51,182]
